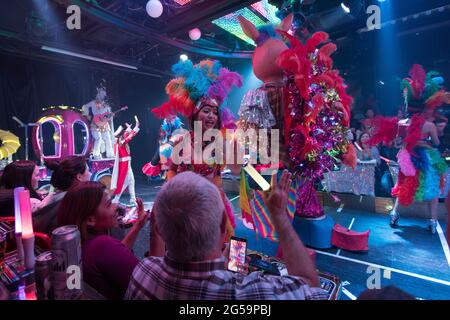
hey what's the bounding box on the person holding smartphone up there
[126,170,326,300]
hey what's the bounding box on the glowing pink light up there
[174,0,192,5]
[19,189,34,239]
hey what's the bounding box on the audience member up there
[33,156,91,234]
[126,171,327,300]
[355,132,380,165]
[57,181,148,300]
[358,286,415,300]
[0,160,43,216]
[361,108,377,135]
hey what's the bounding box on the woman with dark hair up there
[0,160,43,215]
[57,181,147,300]
[152,59,242,240]
[32,156,91,233]
[355,132,380,165]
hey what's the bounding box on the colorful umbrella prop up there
[0,129,21,160]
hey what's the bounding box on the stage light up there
[41,46,138,70]
[341,2,350,13]
[180,54,188,61]
[146,0,163,18]
[189,28,201,41]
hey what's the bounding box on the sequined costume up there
[152,59,242,240]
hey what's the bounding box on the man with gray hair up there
[126,170,327,300]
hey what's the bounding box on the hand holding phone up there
[227,237,247,273]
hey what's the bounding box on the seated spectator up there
[361,108,378,136]
[126,171,327,300]
[355,132,380,165]
[358,286,415,300]
[57,181,148,300]
[0,160,43,216]
[33,156,91,234]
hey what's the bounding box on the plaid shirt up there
[125,256,328,300]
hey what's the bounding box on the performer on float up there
[82,85,115,159]
[237,15,355,227]
[111,116,140,206]
[151,59,242,239]
[368,65,450,233]
[142,116,183,179]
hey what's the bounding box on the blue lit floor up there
[129,178,450,300]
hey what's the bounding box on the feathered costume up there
[369,64,449,206]
[142,116,184,177]
[238,29,354,219]
[151,59,243,239]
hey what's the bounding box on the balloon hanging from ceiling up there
[189,28,201,40]
[146,0,163,18]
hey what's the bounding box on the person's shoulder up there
[232,272,328,299]
[84,235,121,251]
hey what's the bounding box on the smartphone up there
[227,236,247,273]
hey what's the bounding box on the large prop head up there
[238,13,293,83]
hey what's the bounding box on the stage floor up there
[123,177,450,300]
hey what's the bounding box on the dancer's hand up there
[262,170,292,224]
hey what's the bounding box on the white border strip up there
[315,250,450,287]
[342,287,357,300]
[436,221,450,267]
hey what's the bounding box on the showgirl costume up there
[151,59,242,239]
[369,65,450,207]
[142,116,184,178]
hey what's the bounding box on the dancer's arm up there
[262,170,320,287]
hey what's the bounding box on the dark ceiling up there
[0,0,449,77]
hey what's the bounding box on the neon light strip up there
[36,118,62,159]
[41,46,138,70]
[72,120,90,156]
[212,7,267,46]
[174,0,192,5]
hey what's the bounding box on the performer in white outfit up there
[111,117,140,205]
[82,85,115,159]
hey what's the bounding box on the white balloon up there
[146,0,163,18]
[189,28,201,41]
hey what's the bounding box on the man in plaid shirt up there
[125,171,327,300]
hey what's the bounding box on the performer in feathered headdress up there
[151,58,242,239]
[142,116,184,178]
[368,64,450,233]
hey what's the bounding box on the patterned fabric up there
[240,172,296,241]
[322,163,376,196]
[125,256,327,300]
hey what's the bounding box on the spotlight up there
[180,54,188,61]
[341,2,350,13]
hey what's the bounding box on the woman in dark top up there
[57,181,147,300]
[32,156,91,234]
[0,160,42,216]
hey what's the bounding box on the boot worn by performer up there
[389,210,400,227]
[429,219,437,234]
